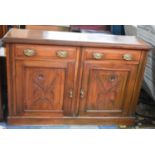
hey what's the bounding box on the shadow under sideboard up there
[0,48,7,121]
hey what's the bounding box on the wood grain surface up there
[4,29,151,125]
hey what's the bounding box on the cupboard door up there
[14,60,76,117]
[79,61,139,117]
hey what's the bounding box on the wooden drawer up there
[14,44,77,59]
[84,48,141,61]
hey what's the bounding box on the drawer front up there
[14,44,77,59]
[84,48,141,61]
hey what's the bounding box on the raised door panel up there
[79,61,138,117]
[14,60,75,117]
[25,67,65,111]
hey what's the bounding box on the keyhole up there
[37,74,44,80]
[110,75,117,82]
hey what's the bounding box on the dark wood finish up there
[25,25,69,31]
[3,29,151,125]
[0,25,8,38]
[70,25,111,33]
[70,25,110,31]
[0,25,18,38]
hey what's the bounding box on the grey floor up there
[0,122,118,129]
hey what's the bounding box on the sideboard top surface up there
[3,28,151,50]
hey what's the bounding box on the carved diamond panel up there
[32,70,57,105]
[87,69,128,111]
[24,67,65,110]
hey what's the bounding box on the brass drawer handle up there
[23,49,36,57]
[56,50,68,58]
[122,54,133,61]
[92,53,104,60]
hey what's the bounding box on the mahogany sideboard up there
[3,28,151,125]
